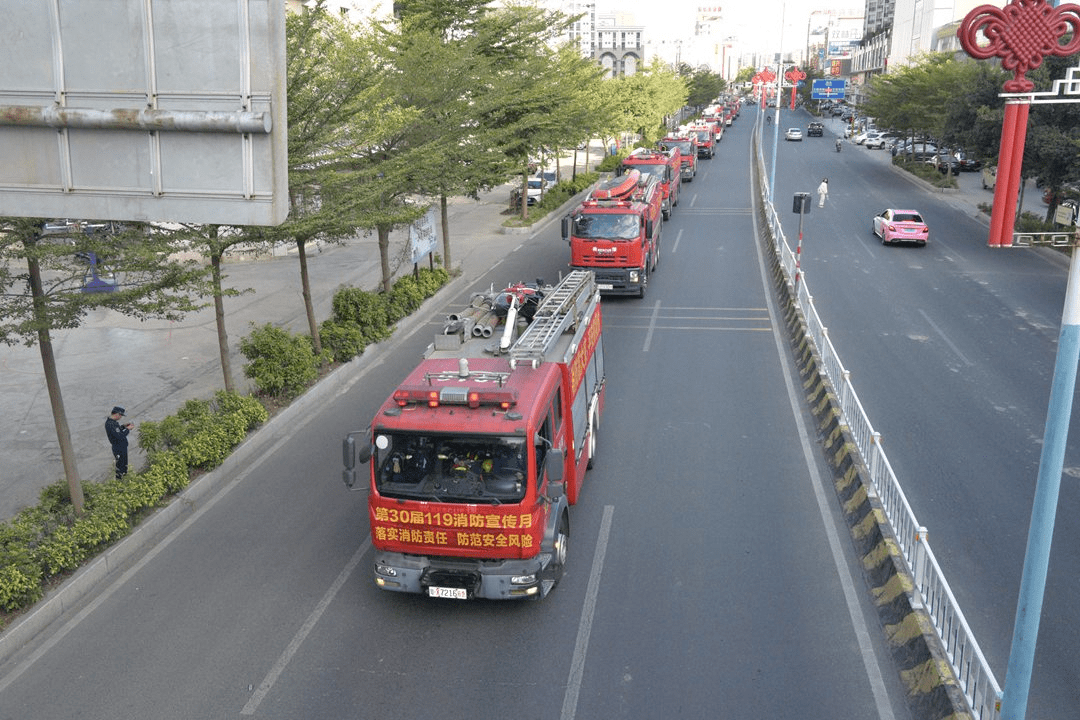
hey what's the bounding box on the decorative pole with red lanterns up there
[956,3,1080,719]
[785,67,805,110]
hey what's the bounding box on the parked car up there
[785,127,803,141]
[892,141,939,159]
[806,121,824,137]
[864,132,899,149]
[928,153,961,174]
[982,165,997,190]
[872,209,929,246]
[953,151,983,172]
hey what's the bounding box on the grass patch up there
[892,156,958,189]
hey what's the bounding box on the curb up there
[758,207,975,720]
[0,264,479,666]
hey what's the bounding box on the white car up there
[864,133,898,149]
[785,128,803,141]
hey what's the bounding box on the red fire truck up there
[687,125,716,158]
[657,135,698,182]
[563,170,662,298]
[342,270,605,600]
[619,147,681,220]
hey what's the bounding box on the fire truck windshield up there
[622,165,663,184]
[659,140,692,154]
[573,213,640,240]
[373,432,527,503]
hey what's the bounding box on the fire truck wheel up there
[637,269,648,298]
[553,513,569,579]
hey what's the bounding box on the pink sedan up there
[873,209,929,246]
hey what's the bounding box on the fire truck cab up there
[657,135,698,181]
[563,170,661,298]
[619,147,681,220]
[343,271,605,600]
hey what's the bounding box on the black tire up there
[550,514,569,588]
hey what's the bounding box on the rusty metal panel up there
[0,0,288,226]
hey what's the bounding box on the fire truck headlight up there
[511,574,536,585]
[375,563,398,578]
[628,270,640,283]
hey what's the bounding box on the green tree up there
[0,219,208,513]
[146,223,258,393]
[243,2,408,349]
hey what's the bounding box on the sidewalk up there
[0,154,594,522]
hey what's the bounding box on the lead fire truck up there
[563,170,662,298]
[619,147,681,220]
[343,270,605,600]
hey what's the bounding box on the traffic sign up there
[812,79,847,99]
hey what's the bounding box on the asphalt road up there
[769,108,1080,719]
[0,117,914,719]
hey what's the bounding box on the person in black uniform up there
[105,406,134,479]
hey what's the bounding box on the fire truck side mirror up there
[561,216,570,241]
[645,218,654,239]
[546,448,565,483]
[342,433,371,491]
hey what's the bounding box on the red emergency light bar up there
[581,200,634,209]
[393,386,518,409]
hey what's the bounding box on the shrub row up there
[0,391,266,613]
[0,267,450,619]
[242,266,450,396]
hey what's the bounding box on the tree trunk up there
[209,242,233,393]
[27,251,85,514]
[440,194,451,270]
[296,238,322,356]
[378,224,393,293]
[520,171,529,221]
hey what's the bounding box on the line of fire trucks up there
[341,98,740,601]
[561,98,739,299]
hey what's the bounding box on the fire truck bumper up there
[373,551,547,600]
[573,266,645,295]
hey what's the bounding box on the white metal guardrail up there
[752,125,1002,720]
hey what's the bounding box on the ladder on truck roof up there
[509,270,595,369]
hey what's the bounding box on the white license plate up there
[428,586,467,599]
[598,283,613,290]
[903,228,918,233]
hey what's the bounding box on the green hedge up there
[0,267,449,619]
[0,391,262,613]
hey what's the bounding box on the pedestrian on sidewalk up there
[105,406,134,479]
[817,178,829,208]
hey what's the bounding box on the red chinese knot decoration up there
[957,0,1080,92]
[957,0,1080,246]
[785,67,806,110]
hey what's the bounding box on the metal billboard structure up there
[0,0,288,226]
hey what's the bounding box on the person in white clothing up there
[817,178,829,207]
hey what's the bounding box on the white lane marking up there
[918,308,974,366]
[0,429,297,696]
[241,540,370,715]
[672,228,683,254]
[642,300,661,352]
[560,505,615,720]
[751,187,898,720]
